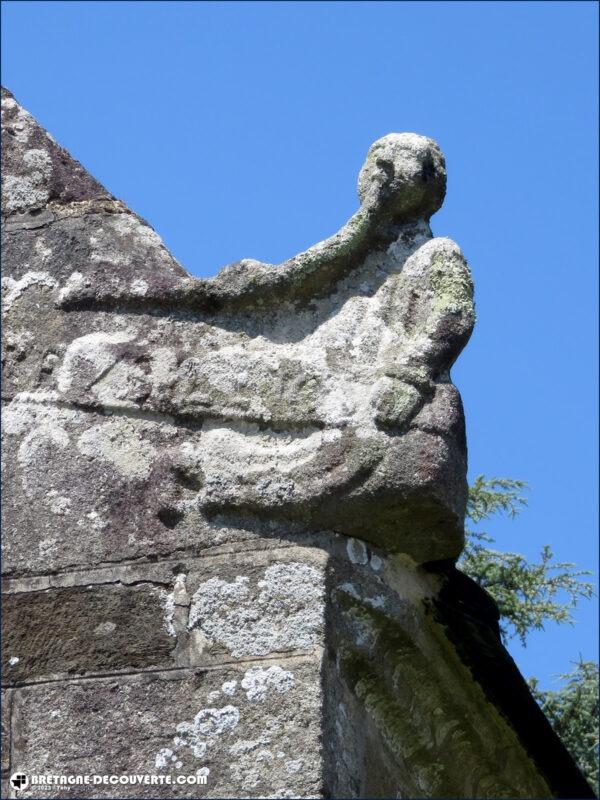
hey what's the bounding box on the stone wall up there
[1,87,594,799]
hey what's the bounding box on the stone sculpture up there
[1,87,594,798]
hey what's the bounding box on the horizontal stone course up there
[2,545,336,685]
[2,583,175,685]
[8,659,322,798]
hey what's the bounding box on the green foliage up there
[466,475,529,524]
[460,475,594,646]
[530,661,599,793]
[459,475,598,789]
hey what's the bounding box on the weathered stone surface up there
[2,583,176,684]
[1,546,331,684]
[10,660,322,798]
[3,540,588,799]
[2,83,473,565]
[1,690,10,779]
[1,86,594,799]
[1,91,109,215]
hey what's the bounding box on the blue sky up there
[2,1,598,688]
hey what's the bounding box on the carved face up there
[2,100,474,567]
[357,133,447,222]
